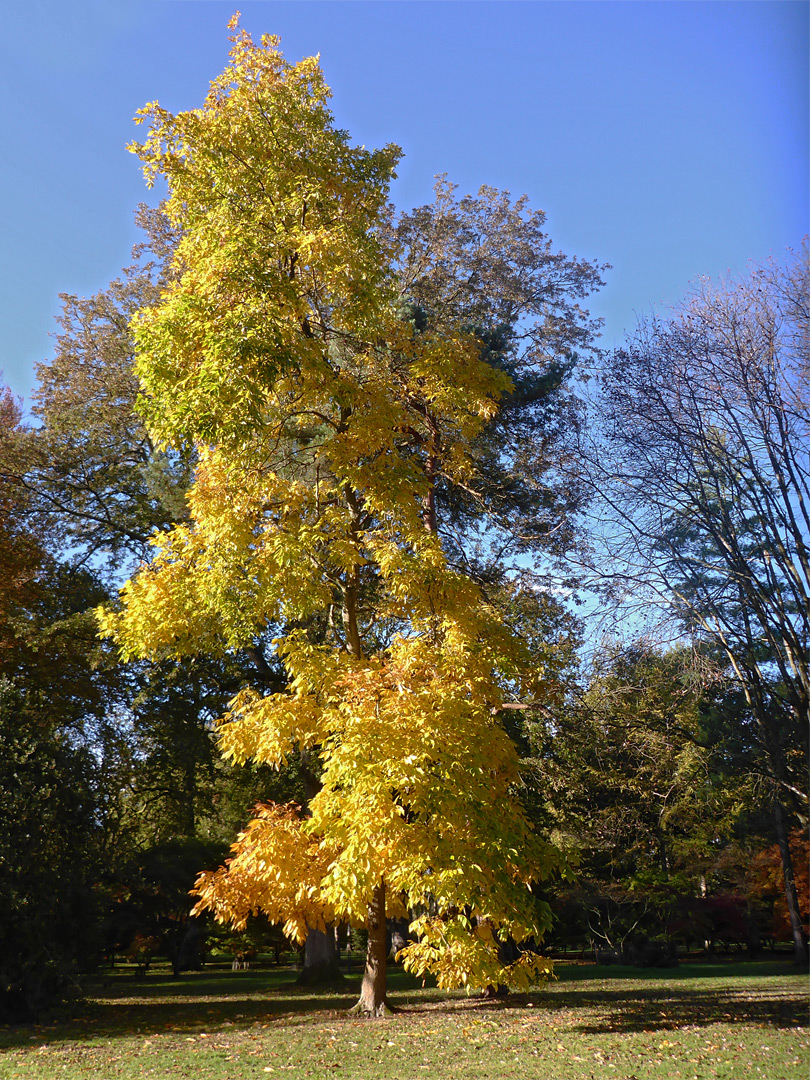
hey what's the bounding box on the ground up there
[0,958,806,1079]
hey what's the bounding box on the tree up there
[0,390,109,1018]
[97,22,600,1014]
[391,178,607,578]
[0,385,118,748]
[106,838,226,976]
[2,204,298,844]
[543,645,719,878]
[530,643,747,958]
[749,829,809,946]
[11,206,190,577]
[0,678,105,1021]
[584,247,810,963]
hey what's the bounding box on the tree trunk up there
[478,916,512,998]
[297,923,344,986]
[349,879,390,1016]
[422,451,437,534]
[774,800,809,966]
[181,755,196,839]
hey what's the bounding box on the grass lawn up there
[0,957,806,1079]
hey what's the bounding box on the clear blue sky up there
[2,1,807,406]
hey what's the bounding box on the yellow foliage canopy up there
[99,20,562,992]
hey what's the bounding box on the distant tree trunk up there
[350,879,389,1016]
[297,923,344,986]
[172,921,205,976]
[478,916,512,998]
[294,748,345,986]
[774,800,809,966]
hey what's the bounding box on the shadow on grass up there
[553,957,802,983]
[0,968,436,1048]
[499,980,808,1034]
[0,961,804,1048]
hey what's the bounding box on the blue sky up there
[2,1,807,406]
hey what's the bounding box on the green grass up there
[0,958,807,1079]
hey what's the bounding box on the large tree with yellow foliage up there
[99,19,589,1014]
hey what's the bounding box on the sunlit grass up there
[0,958,806,1079]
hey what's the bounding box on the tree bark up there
[422,451,437,534]
[773,800,809,966]
[342,487,365,659]
[297,923,344,986]
[350,879,390,1016]
[342,574,363,659]
[181,755,196,839]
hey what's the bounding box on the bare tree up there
[582,244,809,963]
